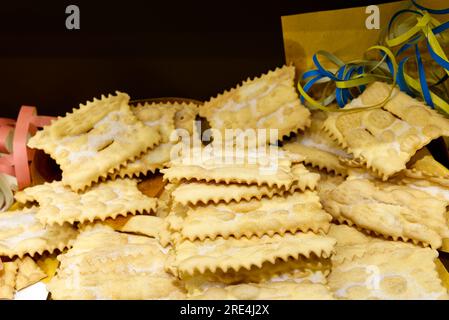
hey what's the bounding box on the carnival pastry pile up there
[0,65,449,299]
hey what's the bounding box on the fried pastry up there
[323,82,449,179]
[180,191,331,240]
[322,179,449,248]
[0,207,77,258]
[199,65,311,144]
[15,179,158,225]
[27,92,161,191]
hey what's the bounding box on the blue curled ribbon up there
[298,0,449,113]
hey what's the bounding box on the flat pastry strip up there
[49,272,185,300]
[0,261,18,299]
[27,92,161,191]
[183,257,331,295]
[15,256,47,290]
[171,232,336,276]
[328,244,449,299]
[171,163,319,205]
[15,179,158,225]
[188,282,334,300]
[55,225,169,275]
[48,225,185,299]
[322,179,449,249]
[199,65,311,144]
[180,191,332,241]
[283,111,351,176]
[323,82,449,179]
[0,207,78,258]
[162,150,305,189]
[329,224,421,264]
[114,102,198,178]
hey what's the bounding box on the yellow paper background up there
[281,0,449,74]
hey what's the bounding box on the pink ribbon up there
[0,106,55,190]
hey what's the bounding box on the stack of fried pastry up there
[283,81,449,299]
[0,93,198,299]
[1,65,449,299]
[161,146,337,298]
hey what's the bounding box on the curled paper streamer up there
[297,46,397,111]
[0,106,54,211]
[298,1,449,114]
[385,8,449,114]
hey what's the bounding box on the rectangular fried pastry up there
[171,163,319,205]
[162,148,304,189]
[189,282,334,300]
[323,82,449,179]
[0,207,78,258]
[180,191,332,240]
[15,179,158,225]
[199,65,311,143]
[27,92,161,191]
[329,224,421,264]
[48,225,185,299]
[329,244,449,299]
[322,179,449,249]
[49,272,185,300]
[171,232,336,276]
[114,102,198,178]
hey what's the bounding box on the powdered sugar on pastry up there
[329,244,448,299]
[171,163,319,205]
[16,179,158,225]
[114,102,198,178]
[47,225,185,299]
[0,207,77,258]
[322,179,449,249]
[180,191,332,240]
[189,282,334,300]
[323,82,449,179]
[199,65,311,144]
[171,232,336,276]
[27,92,161,191]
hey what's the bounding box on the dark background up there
[0,0,399,118]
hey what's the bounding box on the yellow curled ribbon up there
[298,1,449,115]
[386,9,449,115]
[297,46,397,112]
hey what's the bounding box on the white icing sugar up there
[0,212,37,229]
[408,184,449,202]
[0,229,47,248]
[212,82,277,126]
[300,136,350,158]
[144,119,163,127]
[270,271,326,284]
[55,111,132,164]
[335,263,444,300]
[197,244,218,256]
